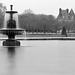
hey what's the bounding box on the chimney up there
[59,8,62,16]
[66,9,69,13]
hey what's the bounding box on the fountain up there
[0,5,25,46]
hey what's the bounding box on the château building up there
[57,8,75,22]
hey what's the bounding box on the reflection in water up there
[7,47,15,58]
[7,47,16,75]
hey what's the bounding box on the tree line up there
[19,13,60,33]
[19,11,75,33]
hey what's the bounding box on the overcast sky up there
[1,0,75,17]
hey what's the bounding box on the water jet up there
[0,5,25,46]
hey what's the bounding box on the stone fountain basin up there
[0,28,25,35]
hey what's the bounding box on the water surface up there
[0,40,75,75]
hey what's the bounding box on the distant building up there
[57,8,75,22]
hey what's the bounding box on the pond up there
[0,40,75,75]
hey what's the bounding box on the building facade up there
[57,8,75,22]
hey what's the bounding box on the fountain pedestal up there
[3,39,20,46]
[0,28,25,46]
[2,30,20,46]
